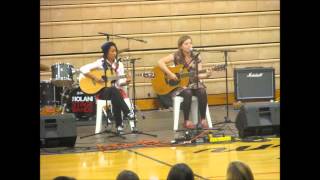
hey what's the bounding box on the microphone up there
[189,48,200,57]
[190,47,204,52]
[98,32,110,41]
[189,47,197,52]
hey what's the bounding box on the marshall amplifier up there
[234,67,275,101]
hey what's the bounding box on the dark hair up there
[167,163,194,180]
[177,35,192,48]
[116,170,140,180]
[226,161,254,180]
[101,41,118,58]
[53,176,76,180]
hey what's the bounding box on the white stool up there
[95,98,135,133]
[173,96,212,131]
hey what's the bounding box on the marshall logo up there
[246,72,263,78]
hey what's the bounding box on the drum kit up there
[40,63,96,120]
[40,49,139,120]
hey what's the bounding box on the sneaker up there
[131,127,138,133]
[183,120,196,129]
[117,126,124,134]
[124,111,135,120]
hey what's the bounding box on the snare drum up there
[51,63,74,87]
[40,80,62,107]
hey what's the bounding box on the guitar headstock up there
[137,72,155,78]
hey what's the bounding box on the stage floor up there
[40,105,280,180]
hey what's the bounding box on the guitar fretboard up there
[178,65,224,78]
[179,69,207,78]
[101,75,126,81]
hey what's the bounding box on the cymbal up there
[40,64,50,71]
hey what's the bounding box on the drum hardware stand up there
[60,87,69,114]
[99,32,157,138]
[61,68,82,115]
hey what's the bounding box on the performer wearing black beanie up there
[80,41,135,134]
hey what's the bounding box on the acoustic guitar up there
[79,69,154,94]
[151,64,225,95]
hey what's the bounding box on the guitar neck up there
[179,69,207,78]
[107,74,126,81]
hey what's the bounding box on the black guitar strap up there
[104,58,117,75]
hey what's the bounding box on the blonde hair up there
[226,161,254,180]
[177,35,192,48]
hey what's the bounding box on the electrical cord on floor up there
[224,123,238,136]
[96,139,173,151]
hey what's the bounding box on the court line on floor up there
[127,149,210,180]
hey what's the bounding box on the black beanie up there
[101,41,117,55]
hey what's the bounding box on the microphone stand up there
[192,50,200,124]
[114,57,157,138]
[211,49,237,128]
[98,32,147,44]
[188,48,237,134]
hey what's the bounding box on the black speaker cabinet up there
[234,67,275,101]
[235,102,280,138]
[40,113,77,148]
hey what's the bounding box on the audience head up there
[167,163,194,180]
[116,170,140,180]
[53,176,76,180]
[226,161,254,180]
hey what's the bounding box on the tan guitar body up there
[79,69,117,94]
[79,69,155,94]
[151,65,189,95]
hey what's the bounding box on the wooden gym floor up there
[40,105,280,180]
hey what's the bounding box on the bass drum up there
[66,87,96,120]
